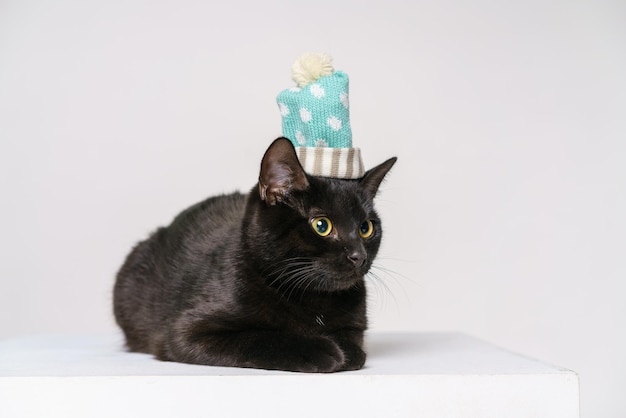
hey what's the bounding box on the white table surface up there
[0,333,579,418]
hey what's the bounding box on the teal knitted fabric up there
[277,70,352,149]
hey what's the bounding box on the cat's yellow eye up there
[311,216,333,237]
[358,220,374,239]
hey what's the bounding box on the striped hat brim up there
[295,147,364,179]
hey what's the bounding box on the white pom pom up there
[291,53,334,88]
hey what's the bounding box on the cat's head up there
[248,138,396,293]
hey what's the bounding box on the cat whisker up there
[365,270,395,310]
[262,257,307,273]
[268,264,310,289]
[264,258,315,289]
[265,260,321,302]
[369,259,416,285]
[283,271,316,302]
[298,270,325,303]
[288,273,314,302]
[264,259,313,275]
[366,263,411,312]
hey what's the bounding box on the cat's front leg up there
[160,328,346,373]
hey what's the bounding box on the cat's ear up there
[359,157,397,200]
[259,138,310,206]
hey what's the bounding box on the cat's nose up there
[347,251,366,268]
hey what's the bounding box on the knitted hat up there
[276,53,365,179]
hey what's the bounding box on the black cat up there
[113,138,396,372]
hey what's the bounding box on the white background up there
[1,0,624,416]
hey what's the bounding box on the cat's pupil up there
[316,219,329,233]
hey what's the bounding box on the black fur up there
[113,138,396,372]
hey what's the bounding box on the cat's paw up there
[338,345,366,371]
[288,337,345,373]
